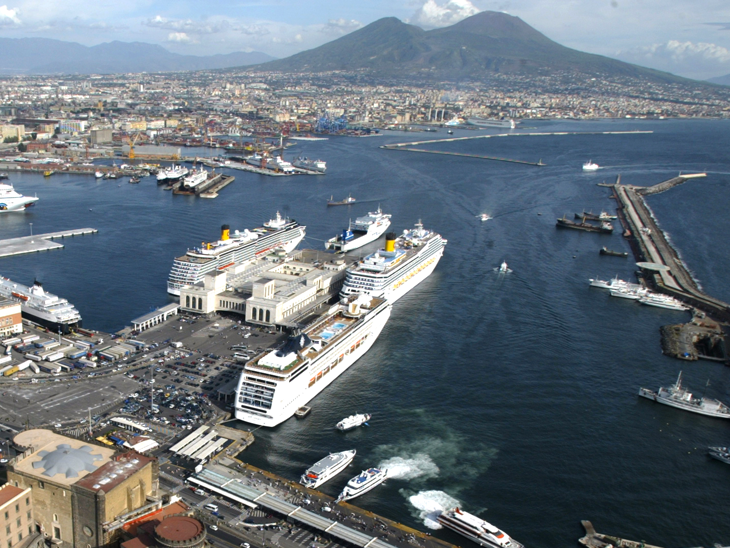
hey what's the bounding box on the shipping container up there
[20,334,40,343]
[0,364,13,374]
[44,351,65,362]
[24,353,42,362]
[3,365,18,377]
[2,337,21,346]
[0,355,11,366]
[29,362,39,374]
[66,350,86,360]
[16,360,32,371]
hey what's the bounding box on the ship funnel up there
[221,224,230,241]
[384,232,397,253]
[348,301,361,316]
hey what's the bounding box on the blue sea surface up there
[1,119,729,546]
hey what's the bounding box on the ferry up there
[638,372,730,419]
[157,165,189,184]
[182,167,209,190]
[300,450,356,489]
[0,183,39,211]
[293,157,327,173]
[336,413,371,431]
[0,277,82,333]
[467,118,517,129]
[234,294,392,427]
[325,208,392,252]
[166,212,305,295]
[638,293,690,311]
[340,221,447,304]
[438,507,524,548]
[335,467,387,502]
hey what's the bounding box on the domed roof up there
[31,444,102,478]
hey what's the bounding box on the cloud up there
[617,40,730,79]
[240,24,270,36]
[322,18,362,34]
[411,0,480,28]
[705,22,730,31]
[0,4,20,26]
[145,15,229,35]
[167,32,197,44]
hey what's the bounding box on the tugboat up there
[327,195,356,207]
[638,372,730,418]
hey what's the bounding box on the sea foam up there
[407,490,461,529]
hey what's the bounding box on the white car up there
[209,525,218,531]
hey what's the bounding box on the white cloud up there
[322,18,362,34]
[411,0,480,28]
[0,4,20,26]
[167,32,197,44]
[617,40,730,79]
[146,15,228,35]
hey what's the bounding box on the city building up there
[0,299,23,337]
[90,129,113,145]
[0,125,24,142]
[0,484,43,548]
[7,429,159,548]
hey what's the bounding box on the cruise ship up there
[234,293,392,427]
[166,212,305,296]
[0,277,81,333]
[438,508,524,548]
[340,221,447,304]
[639,371,730,419]
[0,183,39,211]
[300,449,356,489]
[325,208,392,252]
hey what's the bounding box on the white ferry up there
[638,293,690,311]
[0,183,39,211]
[335,467,387,502]
[293,157,327,173]
[166,212,305,295]
[325,208,392,252]
[340,220,447,304]
[234,294,392,427]
[639,371,730,419]
[157,164,189,183]
[0,277,81,333]
[438,508,524,548]
[182,167,209,190]
[300,449,356,489]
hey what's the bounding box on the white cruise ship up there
[325,208,392,252]
[467,117,517,129]
[438,508,524,548]
[340,221,447,304]
[0,277,81,333]
[167,212,305,295]
[0,183,39,211]
[182,167,209,190]
[234,294,392,427]
[300,449,356,489]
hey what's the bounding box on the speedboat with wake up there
[336,413,371,431]
[478,213,492,222]
[335,467,387,502]
[582,160,599,171]
[300,449,356,489]
[494,261,511,274]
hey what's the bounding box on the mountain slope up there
[250,11,687,83]
[0,38,274,74]
[707,73,730,86]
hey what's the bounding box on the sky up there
[0,0,729,80]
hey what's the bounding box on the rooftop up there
[74,451,154,493]
[0,484,26,508]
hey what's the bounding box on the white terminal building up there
[178,250,357,328]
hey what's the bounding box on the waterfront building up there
[0,484,43,548]
[7,430,159,548]
[0,299,22,337]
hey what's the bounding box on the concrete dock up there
[0,228,98,258]
[611,173,730,321]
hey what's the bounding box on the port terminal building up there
[178,250,356,328]
[131,303,180,333]
[0,298,22,337]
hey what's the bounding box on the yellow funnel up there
[221,224,230,241]
[385,232,396,253]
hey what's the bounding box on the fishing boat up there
[638,372,730,419]
[327,195,356,207]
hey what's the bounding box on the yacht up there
[340,221,447,304]
[234,294,392,427]
[583,160,600,171]
[0,277,81,333]
[300,449,356,489]
[638,372,730,419]
[336,413,371,431]
[335,467,387,502]
[0,183,39,211]
[167,212,305,295]
[438,507,524,548]
[325,208,392,252]
[708,447,730,465]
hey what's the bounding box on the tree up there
[17,142,27,152]
[2,136,19,143]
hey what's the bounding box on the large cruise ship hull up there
[234,303,392,427]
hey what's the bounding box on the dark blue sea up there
[2,119,730,546]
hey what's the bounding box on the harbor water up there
[1,119,730,546]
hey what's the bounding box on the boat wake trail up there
[406,490,460,529]
[378,454,440,480]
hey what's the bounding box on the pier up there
[611,173,730,321]
[0,228,98,258]
[381,130,652,166]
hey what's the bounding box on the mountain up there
[707,73,730,86]
[249,11,687,83]
[0,38,275,75]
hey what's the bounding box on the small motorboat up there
[583,160,599,171]
[94,171,104,179]
[336,413,371,431]
[495,261,512,274]
[478,213,492,222]
[129,176,141,184]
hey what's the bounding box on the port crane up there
[126,132,141,159]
